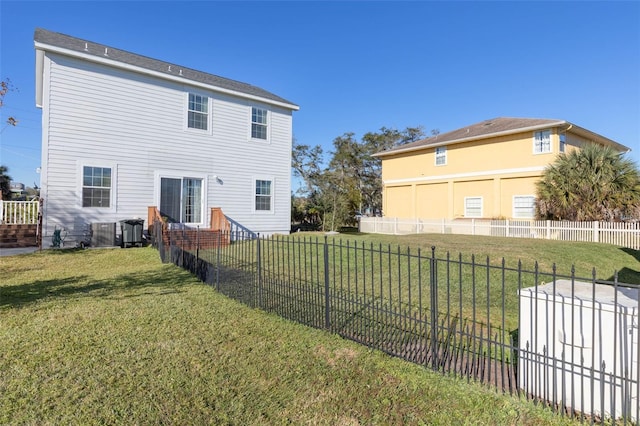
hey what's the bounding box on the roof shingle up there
[374,117,628,156]
[34,28,298,109]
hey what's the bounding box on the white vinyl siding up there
[40,52,293,243]
[435,146,447,166]
[464,197,483,218]
[533,130,551,154]
[513,195,536,219]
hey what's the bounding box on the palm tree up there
[536,144,640,221]
[0,165,12,200]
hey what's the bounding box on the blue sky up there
[1,1,639,189]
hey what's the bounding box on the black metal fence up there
[152,224,640,424]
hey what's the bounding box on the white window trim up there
[464,196,483,218]
[184,92,212,135]
[512,195,536,219]
[435,146,447,166]
[532,129,552,155]
[252,176,275,214]
[249,106,271,143]
[77,161,117,212]
[154,170,208,226]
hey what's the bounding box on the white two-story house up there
[34,28,299,246]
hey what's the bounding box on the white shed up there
[519,279,640,421]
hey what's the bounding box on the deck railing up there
[1,200,40,225]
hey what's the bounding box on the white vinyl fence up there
[0,200,40,224]
[360,217,640,250]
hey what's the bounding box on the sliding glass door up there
[160,177,202,224]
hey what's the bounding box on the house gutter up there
[34,42,300,111]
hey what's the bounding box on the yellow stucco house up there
[374,117,631,220]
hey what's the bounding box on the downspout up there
[560,123,572,152]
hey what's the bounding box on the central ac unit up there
[91,222,116,247]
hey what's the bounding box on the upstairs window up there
[533,130,551,154]
[251,107,268,140]
[435,146,447,166]
[187,93,208,130]
[82,166,111,208]
[559,134,566,153]
[255,179,272,211]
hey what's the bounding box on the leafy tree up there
[292,126,428,230]
[536,143,640,221]
[0,165,12,200]
[1,79,18,200]
[0,78,18,130]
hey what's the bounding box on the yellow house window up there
[513,195,535,218]
[533,130,551,154]
[559,134,566,153]
[464,197,482,218]
[435,146,447,166]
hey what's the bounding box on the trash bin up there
[120,219,144,248]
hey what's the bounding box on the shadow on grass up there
[607,248,640,284]
[0,267,189,309]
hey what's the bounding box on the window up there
[559,134,566,153]
[435,146,447,166]
[82,166,111,207]
[251,107,268,140]
[255,179,272,211]
[187,93,208,130]
[464,197,482,218]
[533,130,551,154]
[513,195,536,218]
[160,177,203,223]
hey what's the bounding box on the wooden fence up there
[360,217,640,250]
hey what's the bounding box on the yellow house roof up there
[373,117,630,157]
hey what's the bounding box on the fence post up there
[0,199,3,223]
[394,217,398,235]
[593,221,599,243]
[430,246,439,370]
[196,225,200,261]
[215,230,221,291]
[181,226,185,266]
[546,220,551,240]
[324,236,331,330]
[257,234,263,308]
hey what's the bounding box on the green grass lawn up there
[0,247,580,425]
[325,232,640,284]
[212,232,639,341]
